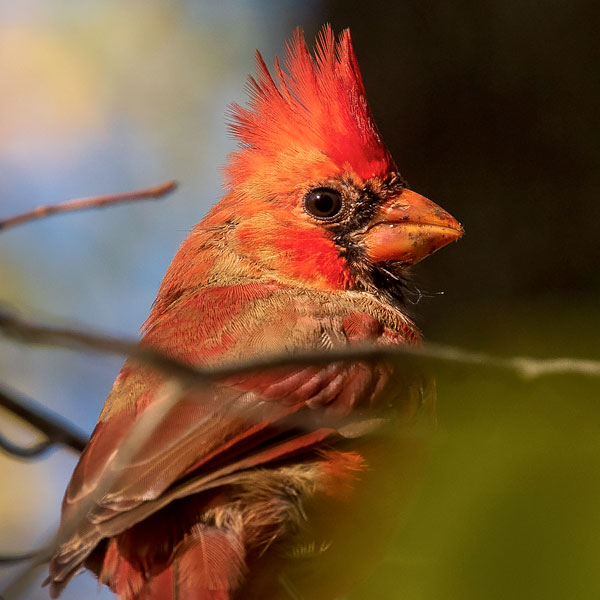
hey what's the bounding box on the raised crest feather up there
[226,25,396,185]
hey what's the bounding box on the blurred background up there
[0,1,598,598]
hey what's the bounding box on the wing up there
[48,282,418,594]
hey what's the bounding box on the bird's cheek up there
[236,222,354,290]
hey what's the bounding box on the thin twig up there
[0,436,52,459]
[0,180,177,231]
[0,381,186,600]
[0,307,599,381]
[0,384,88,457]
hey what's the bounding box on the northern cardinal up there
[48,26,462,599]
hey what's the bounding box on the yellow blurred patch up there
[0,25,106,161]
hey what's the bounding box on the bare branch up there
[0,307,209,384]
[0,179,177,232]
[0,307,599,381]
[0,384,88,457]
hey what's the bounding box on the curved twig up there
[0,385,88,456]
[0,435,52,459]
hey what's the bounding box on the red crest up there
[226,26,396,185]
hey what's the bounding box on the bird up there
[47,25,462,600]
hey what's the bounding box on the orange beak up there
[363,189,463,265]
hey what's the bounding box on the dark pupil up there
[314,193,334,214]
[306,188,342,219]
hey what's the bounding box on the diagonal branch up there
[0,307,211,385]
[0,384,88,457]
[0,179,177,232]
[0,307,599,381]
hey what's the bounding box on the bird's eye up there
[303,188,344,220]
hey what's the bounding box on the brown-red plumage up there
[48,25,462,600]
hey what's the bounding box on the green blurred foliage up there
[351,363,600,600]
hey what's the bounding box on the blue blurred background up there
[0,1,598,599]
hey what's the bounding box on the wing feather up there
[49,283,415,594]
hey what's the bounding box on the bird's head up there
[207,26,463,303]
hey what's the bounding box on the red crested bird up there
[47,25,462,599]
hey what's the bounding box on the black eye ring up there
[303,187,344,221]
